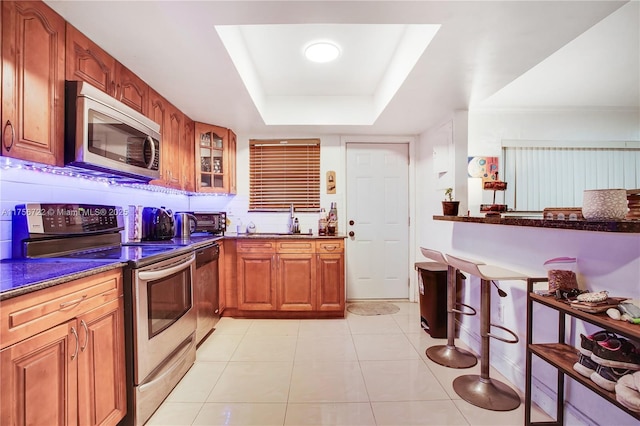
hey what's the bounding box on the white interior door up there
[346,143,409,300]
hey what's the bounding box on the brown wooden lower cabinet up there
[1,320,77,425]
[77,297,126,426]
[317,253,345,311]
[233,238,345,317]
[277,253,316,311]
[237,251,277,311]
[0,269,126,426]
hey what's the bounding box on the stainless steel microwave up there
[65,80,161,181]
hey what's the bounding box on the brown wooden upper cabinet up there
[115,64,149,116]
[66,23,148,115]
[183,116,196,192]
[227,129,237,194]
[148,88,194,191]
[195,122,237,194]
[1,0,66,166]
[195,122,235,194]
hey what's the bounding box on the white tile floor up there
[147,301,552,425]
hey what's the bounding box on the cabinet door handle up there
[80,320,89,352]
[59,295,87,309]
[70,327,79,360]
[3,120,15,151]
[324,245,337,251]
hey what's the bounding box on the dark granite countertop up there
[1,235,223,301]
[434,215,640,233]
[225,232,347,239]
[1,233,339,302]
[0,260,126,301]
[126,234,223,249]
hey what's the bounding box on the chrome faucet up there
[287,204,295,233]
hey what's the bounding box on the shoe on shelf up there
[615,373,640,412]
[591,337,640,370]
[579,330,616,356]
[573,353,599,377]
[590,365,634,392]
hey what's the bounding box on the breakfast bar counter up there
[433,215,640,233]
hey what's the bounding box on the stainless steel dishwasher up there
[194,242,220,345]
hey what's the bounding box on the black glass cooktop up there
[63,245,176,260]
[53,245,185,267]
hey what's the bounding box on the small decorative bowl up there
[582,189,628,220]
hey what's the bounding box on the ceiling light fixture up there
[304,41,341,63]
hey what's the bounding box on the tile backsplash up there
[0,167,193,259]
[1,167,325,259]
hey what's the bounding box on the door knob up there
[349,220,355,226]
[348,231,355,237]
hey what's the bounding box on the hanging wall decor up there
[467,156,499,182]
[326,171,336,194]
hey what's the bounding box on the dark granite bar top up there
[434,215,640,233]
[0,260,126,301]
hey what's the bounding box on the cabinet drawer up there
[316,240,344,253]
[0,269,122,349]
[236,240,276,253]
[277,240,315,253]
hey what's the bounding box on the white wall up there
[191,133,346,235]
[416,108,640,425]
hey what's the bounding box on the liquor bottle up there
[328,202,338,235]
[328,202,337,221]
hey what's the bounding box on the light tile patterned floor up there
[147,301,552,425]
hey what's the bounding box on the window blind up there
[502,142,640,211]
[249,139,321,211]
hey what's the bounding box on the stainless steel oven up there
[128,250,196,425]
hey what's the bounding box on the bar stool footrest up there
[487,323,519,344]
[451,302,477,317]
[426,345,477,369]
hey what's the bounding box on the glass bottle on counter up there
[327,202,338,235]
[318,208,327,235]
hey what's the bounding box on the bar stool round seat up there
[420,248,477,369]
[446,254,530,412]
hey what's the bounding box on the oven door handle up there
[138,254,195,281]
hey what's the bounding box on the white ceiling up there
[216,23,439,125]
[45,0,639,136]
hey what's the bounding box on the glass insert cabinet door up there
[198,128,224,189]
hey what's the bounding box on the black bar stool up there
[420,248,477,369]
[446,254,530,412]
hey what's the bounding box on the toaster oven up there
[192,212,226,235]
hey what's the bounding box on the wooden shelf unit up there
[525,289,640,425]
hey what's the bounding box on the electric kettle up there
[174,212,197,239]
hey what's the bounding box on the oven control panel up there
[12,203,125,237]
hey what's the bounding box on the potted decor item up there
[442,188,460,216]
